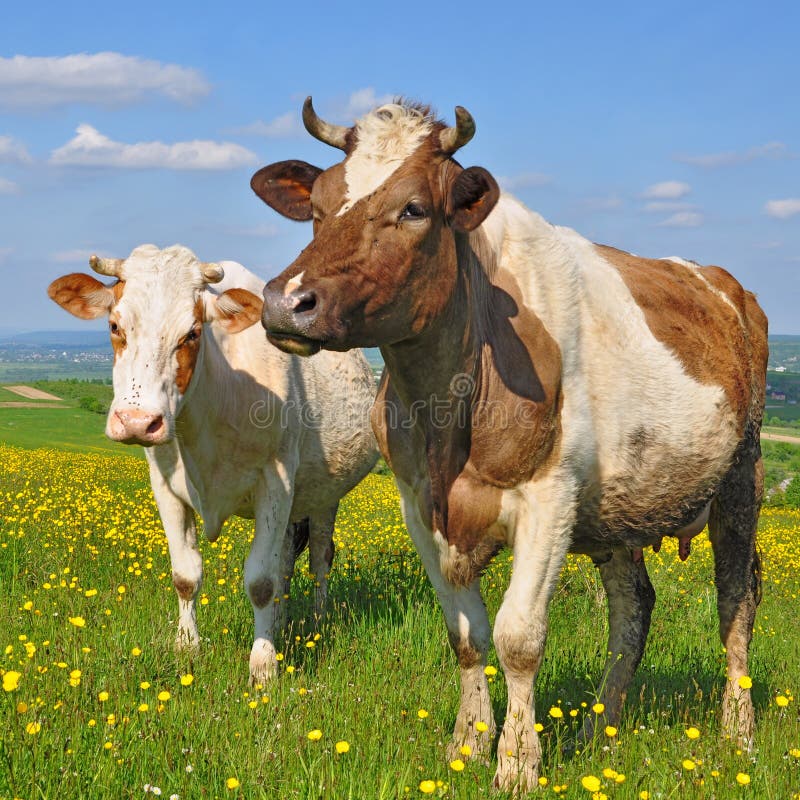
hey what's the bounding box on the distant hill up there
[768,335,800,373]
[0,330,109,349]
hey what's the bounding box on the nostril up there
[146,416,164,435]
[292,291,317,316]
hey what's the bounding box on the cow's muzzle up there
[107,408,169,446]
[261,280,325,357]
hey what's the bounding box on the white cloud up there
[583,195,623,211]
[341,87,394,118]
[0,52,210,108]
[51,248,95,264]
[765,198,800,220]
[497,172,552,191]
[657,211,704,228]
[642,181,691,200]
[676,141,795,169]
[231,112,304,138]
[0,135,32,164]
[0,177,19,194]
[50,124,258,170]
[643,201,697,213]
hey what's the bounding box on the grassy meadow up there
[1,402,800,798]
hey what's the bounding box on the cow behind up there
[252,99,768,792]
[48,244,378,683]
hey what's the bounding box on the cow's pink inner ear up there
[47,273,115,320]
[448,167,500,232]
[213,288,264,333]
[250,160,323,221]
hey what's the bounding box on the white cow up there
[48,244,377,681]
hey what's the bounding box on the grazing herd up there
[48,97,768,792]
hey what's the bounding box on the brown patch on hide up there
[595,245,754,432]
[247,575,274,609]
[173,574,197,602]
[175,298,203,395]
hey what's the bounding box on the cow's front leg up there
[397,481,495,763]
[247,461,295,684]
[581,548,655,741]
[149,462,202,650]
[493,486,572,794]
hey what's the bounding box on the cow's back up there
[485,196,767,544]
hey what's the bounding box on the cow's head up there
[252,98,500,356]
[47,244,262,445]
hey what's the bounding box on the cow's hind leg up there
[396,481,496,763]
[581,548,655,741]
[308,504,339,620]
[709,440,763,746]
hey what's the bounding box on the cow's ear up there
[47,273,117,319]
[447,166,500,232]
[210,288,263,333]
[250,160,323,221]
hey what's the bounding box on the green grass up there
[0,406,139,457]
[1,445,799,799]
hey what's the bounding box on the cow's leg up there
[493,487,573,793]
[581,548,655,740]
[275,519,309,630]
[397,481,495,762]
[709,443,763,746]
[148,462,202,650]
[247,460,295,684]
[308,504,338,620]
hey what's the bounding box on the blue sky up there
[1,0,798,333]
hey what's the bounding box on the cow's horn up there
[302,96,349,151]
[201,262,224,284]
[89,254,124,277]
[439,106,476,155]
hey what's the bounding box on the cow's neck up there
[379,227,562,540]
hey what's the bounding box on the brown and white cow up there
[251,99,767,791]
[48,244,377,683]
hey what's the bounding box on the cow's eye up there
[185,326,201,343]
[400,202,426,220]
[109,321,120,335]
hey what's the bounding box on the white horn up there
[201,262,224,284]
[89,254,124,277]
[439,106,476,155]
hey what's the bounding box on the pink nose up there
[108,409,166,445]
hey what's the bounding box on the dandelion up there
[419,780,436,794]
[98,691,109,702]
[180,674,194,686]
[2,671,21,692]
[484,665,497,676]
[449,759,465,772]
[226,777,240,790]
[538,776,548,787]
[158,691,171,702]
[737,676,753,690]
[140,681,151,690]
[417,708,429,719]
[131,647,142,657]
[305,641,315,649]
[592,702,605,714]
[25,721,41,735]
[581,775,601,792]
[307,729,322,741]
[459,745,472,757]
[604,725,617,738]
[776,695,789,708]
[138,703,149,712]
[639,793,650,800]
[736,773,750,786]
[549,706,564,719]
[682,759,696,771]
[475,721,489,733]
[68,616,86,628]
[686,727,701,739]
[335,740,350,754]
[16,701,28,713]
